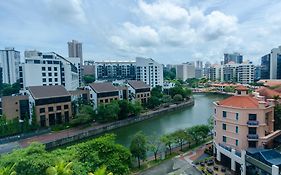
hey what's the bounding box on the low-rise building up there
[127,80,151,104]
[0,95,29,120]
[24,85,72,127]
[86,82,119,109]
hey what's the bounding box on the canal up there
[109,93,226,147]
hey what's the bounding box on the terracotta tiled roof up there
[89,82,118,93]
[256,87,281,99]
[235,85,248,91]
[218,96,259,108]
[273,86,281,93]
[258,80,281,87]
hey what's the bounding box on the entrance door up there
[235,162,241,175]
[49,114,56,126]
[221,153,231,170]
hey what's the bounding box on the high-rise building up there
[261,54,270,79]
[195,60,203,69]
[254,65,261,81]
[176,62,195,81]
[19,52,79,91]
[135,57,163,87]
[237,62,255,84]
[0,47,20,84]
[224,53,243,64]
[208,64,221,81]
[68,40,83,63]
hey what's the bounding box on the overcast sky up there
[1,0,281,65]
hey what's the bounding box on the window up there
[43,78,46,82]
[42,73,46,77]
[56,106,61,110]
[236,113,239,120]
[49,78,52,82]
[48,73,52,76]
[223,111,227,118]
[249,127,257,134]
[214,109,216,114]
[54,73,58,76]
[42,67,46,71]
[54,67,58,71]
[48,67,52,71]
[236,126,239,133]
[223,136,227,143]
[236,140,239,146]
[48,107,53,112]
[249,114,257,121]
[55,78,58,82]
[64,105,69,109]
[105,99,108,103]
[222,123,226,130]
[40,108,45,113]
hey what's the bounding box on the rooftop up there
[235,85,248,91]
[256,87,281,99]
[28,85,70,99]
[217,95,260,109]
[128,80,150,89]
[89,82,118,93]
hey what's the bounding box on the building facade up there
[214,86,280,174]
[135,57,163,87]
[0,47,20,84]
[176,62,195,81]
[0,95,29,120]
[24,85,72,127]
[224,53,243,64]
[127,80,150,104]
[68,40,83,65]
[19,52,79,91]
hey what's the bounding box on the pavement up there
[139,155,201,175]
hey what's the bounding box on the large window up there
[236,126,239,133]
[249,114,257,121]
[223,111,227,118]
[222,123,226,130]
[248,127,257,134]
[236,140,239,146]
[223,136,227,143]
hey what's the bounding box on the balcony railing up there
[247,120,259,126]
[235,150,241,157]
[247,134,259,140]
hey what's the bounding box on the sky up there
[1,0,281,65]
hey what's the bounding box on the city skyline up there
[1,0,281,64]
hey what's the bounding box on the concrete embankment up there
[44,99,195,149]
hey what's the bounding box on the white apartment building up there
[0,47,20,84]
[135,57,163,87]
[209,64,222,81]
[176,62,195,81]
[237,62,255,84]
[19,52,79,91]
[67,57,82,86]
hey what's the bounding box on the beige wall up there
[2,96,29,120]
[214,103,274,151]
[136,92,150,104]
[98,95,119,106]
[35,102,72,127]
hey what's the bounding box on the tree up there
[151,86,163,98]
[131,101,143,116]
[88,166,113,175]
[147,96,161,109]
[96,102,120,122]
[0,163,17,175]
[130,132,147,168]
[118,100,132,119]
[162,95,172,104]
[173,94,183,102]
[171,129,187,151]
[83,75,95,84]
[186,125,210,144]
[46,160,73,175]
[148,134,162,161]
[30,106,39,130]
[161,134,174,155]
[224,86,235,93]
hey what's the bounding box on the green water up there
[107,93,226,147]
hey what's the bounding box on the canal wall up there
[44,99,195,149]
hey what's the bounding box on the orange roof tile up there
[235,85,248,91]
[218,96,259,108]
[256,87,281,99]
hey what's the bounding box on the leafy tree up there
[96,102,120,122]
[88,166,113,175]
[151,86,163,98]
[131,101,143,116]
[0,82,21,97]
[70,113,92,127]
[186,125,210,144]
[118,100,133,119]
[161,134,175,155]
[224,86,235,93]
[83,75,95,84]
[46,160,73,175]
[171,129,187,151]
[163,68,176,80]
[173,94,183,102]
[30,106,39,130]
[147,96,161,109]
[162,95,172,104]
[148,134,162,161]
[130,132,147,168]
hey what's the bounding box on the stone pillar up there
[216,148,221,161]
[241,150,246,175]
[272,165,279,175]
[231,149,236,171]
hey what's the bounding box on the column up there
[272,165,279,175]
[231,149,236,171]
[241,150,246,175]
[216,149,221,161]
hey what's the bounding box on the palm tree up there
[88,166,113,175]
[46,160,73,175]
[0,163,17,175]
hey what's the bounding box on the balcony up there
[247,120,259,126]
[247,134,259,140]
[218,143,231,152]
